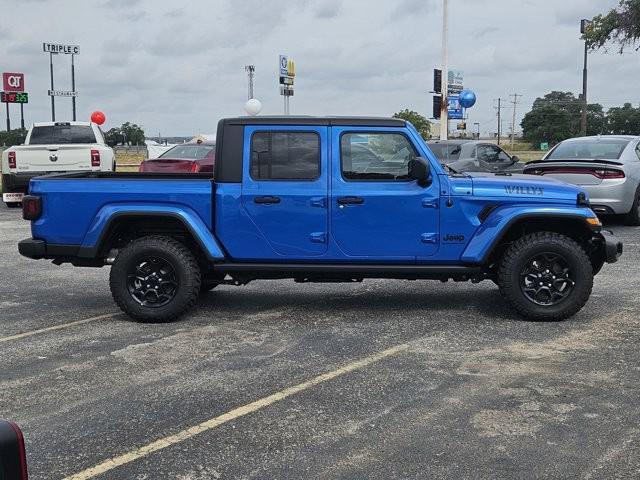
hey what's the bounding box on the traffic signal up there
[433,69,442,94]
[432,95,442,119]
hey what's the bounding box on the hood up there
[468,173,584,203]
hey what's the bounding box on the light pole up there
[580,19,591,137]
[474,122,480,139]
[439,0,449,140]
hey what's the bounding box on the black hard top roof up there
[222,116,406,127]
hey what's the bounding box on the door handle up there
[337,196,364,205]
[254,196,281,205]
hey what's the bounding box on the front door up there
[241,126,329,259]
[331,128,440,260]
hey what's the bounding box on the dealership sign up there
[2,72,24,92]
[48,90,78,97]
[43,43,80,55]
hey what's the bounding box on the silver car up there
[523,136,640,225]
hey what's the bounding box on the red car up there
[139,141,215,173]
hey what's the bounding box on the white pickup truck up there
[1,122,115,207]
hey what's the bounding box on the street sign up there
[540,142,550,151]
[280,86,294,97]
[2,73,24,92]
[1,92,28,103]
[279,55,289,76]
[448,95,465,120]
[43,43,79,54]
[48,90,77,97]
[448,70,464,94]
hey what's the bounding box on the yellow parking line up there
[64,343,410,480]
[0,313,117,343]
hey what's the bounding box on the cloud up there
[313,0,342,19]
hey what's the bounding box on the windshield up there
[546,138,630,160]
[428,143,462,161]
[29,125,96,144]
[159,144,214,160]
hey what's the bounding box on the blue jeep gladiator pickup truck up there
[18,117,622,322]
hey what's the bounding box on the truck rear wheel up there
[109,235,201,323]
[498,232,593,321]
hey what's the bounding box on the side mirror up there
[511,155,520,164]
[408,157,432,187]
[0,420,28,479]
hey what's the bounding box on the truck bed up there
[29,173,214,246]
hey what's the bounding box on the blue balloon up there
[458,89,477,109]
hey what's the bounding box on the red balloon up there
[90,111,106,125]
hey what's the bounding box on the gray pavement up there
[0,205,638,479]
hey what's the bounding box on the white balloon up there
[244,99,263,116]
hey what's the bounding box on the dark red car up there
[139,141,215,173]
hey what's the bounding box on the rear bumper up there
[1,172,41,193]
[18,239,46,259]
[18,238,79,260]
[582,181,636,215]
[599,230,623,264]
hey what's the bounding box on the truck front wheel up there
[498,232,593,321]
[110,235,201,322]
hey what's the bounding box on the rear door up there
[241,126,329,259]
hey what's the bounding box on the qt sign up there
[2,73,24,92]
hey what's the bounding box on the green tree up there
[0,128,27,147]
[393,109,431,138]
[584,0,640,52]
[606,103,640,134]
[104,127,123,146]
[120,122,145,145]
[521,91,606,146]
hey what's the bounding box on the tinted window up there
[29,125,96,144]
[251,132,320,180]
[428,143,462,161]
[159,144,214,160]
[546,139,630,160]
[342,133,417,180]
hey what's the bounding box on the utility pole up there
[244,65,255,100]
[474,122,480,139]
[439,0,449,140]
[510,93,521,146]
[580,19,591,137]
[495,98,505,145]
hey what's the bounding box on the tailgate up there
[14,145,97,172]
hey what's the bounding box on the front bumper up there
[599,230,623,264]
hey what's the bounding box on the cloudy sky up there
[0,0,630,137]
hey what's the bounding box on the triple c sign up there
[2,72,24,92]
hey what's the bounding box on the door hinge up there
[310,232,328,244]
[422,199,439,209]
[421,233,438,244]
[310,197,327,208]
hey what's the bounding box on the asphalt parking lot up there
[1,205,639,480]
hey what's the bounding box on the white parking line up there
[0,313,117,343]
[64,343,410,480]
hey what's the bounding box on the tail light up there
[593,169,625,179]
[527,166,625,179]
[138,162,146,172]
[8,151,16,169]
[190,162,201,173]
[0,420,29,480]
[22,195,42,221]
[91,149,101,167]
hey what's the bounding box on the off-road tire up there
[623,185,640,226]
[498,232,593,321]
[110,235,201,323]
